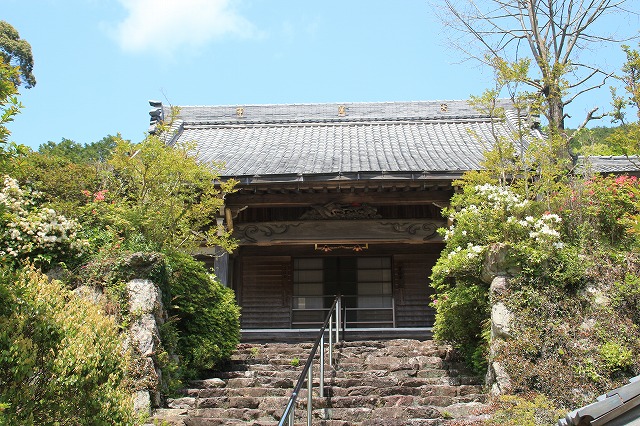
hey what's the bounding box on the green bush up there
[599,341,633,372]
[0,175,88,269]
[559,175,640,248]
[432,283,489,373]
[432,174,640,409]
[486,393,565,426]
[165,251,240,377]
[431,183,565,372]
[0,266,134,425]
[80,250,241,382]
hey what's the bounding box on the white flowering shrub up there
[437,184,564,269]
[0,175,88,266]
[431,183,570,372]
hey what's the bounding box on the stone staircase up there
[148,339,488,425]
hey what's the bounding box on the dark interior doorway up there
[292,256,393,328]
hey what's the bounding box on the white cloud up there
[111,0,256,55]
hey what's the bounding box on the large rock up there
[127,279,164,320]
[133,390,152,416]
[491,302,513,339]
[73,285,105,305]
[481,243,520,284]
[490,276,509,295]
[483,247,516,396]
[489,361,512,396]
[130,313,161,356]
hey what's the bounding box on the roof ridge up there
[175,99,496,109]
[169,99,517,126]
[182,115,501,127]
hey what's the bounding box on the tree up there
[439,0,637,157]
[607,43,640,158]
[0,61,21,148]
[0,21,35,168]
[0,21,35,89]
[102,134,237,253]
[38,135,119,164]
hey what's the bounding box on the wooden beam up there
[226,190,454,208]
[234,219,445,245]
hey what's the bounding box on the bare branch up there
[564,106,603,160]
[435,0,638,132]
[563,68,614,105]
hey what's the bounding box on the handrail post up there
[277,295,341,426]
[392,295,396,327]
[307,363,313,426]
[320,333,325,398]
[289,403,294,426]
[336,296,341,343]
[328,313,333,366]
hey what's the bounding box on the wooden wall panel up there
[393,254,438,327]
[239,256,292,329]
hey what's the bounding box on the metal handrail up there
[278,295,343,426]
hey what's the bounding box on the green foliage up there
[486,393,565,426]
[609,273,640,324]
[432,166,640,408]
[80,250,240,380]
[12,151,105,216]
[600,43,640,181]
[0,21,34,171]
[468,67,572,209]
[569,126,622,156]
[497,256,640,407]
[0,60,21,155]
[37,135,119,164]
[605,123,640,158]
[0,21,35,89]
[164,251,240,377]
[599,341,633,372]
[611,44,640,126]
[431,181,572,373]
[16,131,238,256]
[431,284,489,372]
[0,266,134,425]
[559,175,640,249]
[102,134,238,253]
[8,118,242,390]
[12,136,119,214]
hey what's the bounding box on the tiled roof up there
[559,375,640,425]
[161,100,537,181]
[577,156,640,175]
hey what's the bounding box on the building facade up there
[154,100,535,334]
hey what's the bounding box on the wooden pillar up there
[213,248,230,287]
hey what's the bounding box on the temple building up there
[151,99,539,337]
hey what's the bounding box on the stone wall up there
[73,253,170,416]
[481,243,518,396]
[127,277,167,415]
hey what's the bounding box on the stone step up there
[169,389,486,415]
[314,405,444,422]
[151,339,487,425]
[202,370,480,389]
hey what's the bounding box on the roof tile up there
[165,100,535,179]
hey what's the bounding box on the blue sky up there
[3,0,638,150]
